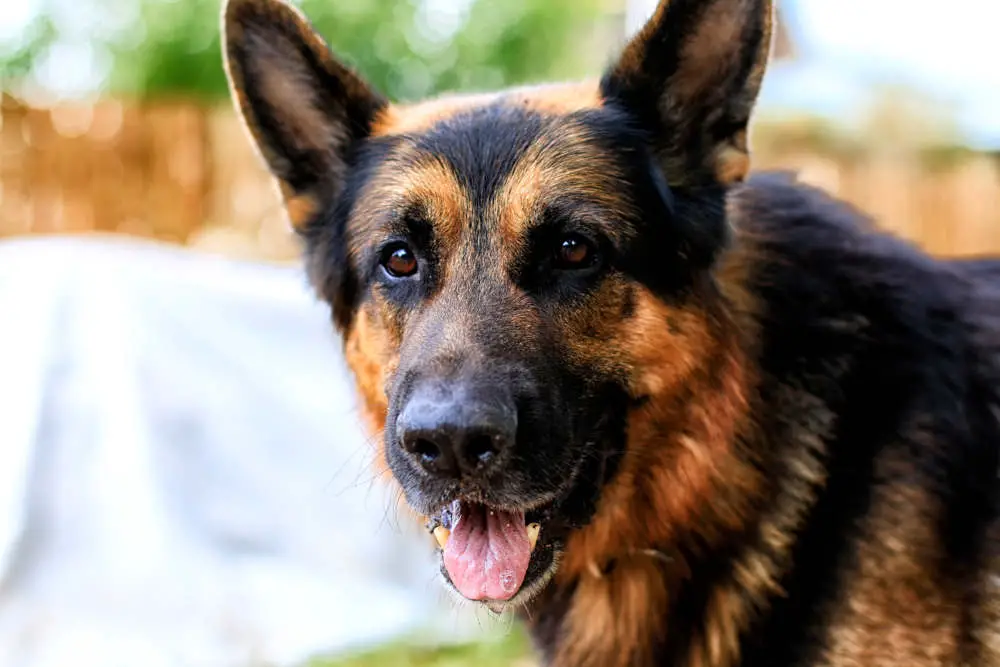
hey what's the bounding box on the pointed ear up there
[601,0,774,186]
[222,0,387,231]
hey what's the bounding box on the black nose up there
[395,381,517,479]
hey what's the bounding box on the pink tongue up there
[442,503,531,601]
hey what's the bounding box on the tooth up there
[433,525,450,549]
[527,523,541,551]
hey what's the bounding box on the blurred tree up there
[1,0,604,103]
[0,14,58,86]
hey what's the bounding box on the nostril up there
[403,436,442,465]
[465,433,500,469]
[412,438,441,464]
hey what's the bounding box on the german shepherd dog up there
[222,0,1000,664]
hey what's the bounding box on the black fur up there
[539,173,1000,665]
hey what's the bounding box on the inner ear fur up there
[222,0,387,231]
[601,0,774,186]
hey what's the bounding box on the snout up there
[385,360,597,609]
[395,379,517,481]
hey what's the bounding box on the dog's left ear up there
[601,0,774,186]
[222,0,387,231]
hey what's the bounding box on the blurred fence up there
[2,94,999,260]
[0,95,297,261]
[753,148,1000,257]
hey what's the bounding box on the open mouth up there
[427,500,548,603]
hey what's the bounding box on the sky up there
[2,0,999,149]
[626,0,1000,149]
[759,0,1000,149]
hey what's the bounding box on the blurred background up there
[2,0,998,259]
[0,1,998,666]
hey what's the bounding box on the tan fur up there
[285,193,319,230]
[819,449,962,667]
[343,305,393,441]
[372,92,502,136]
[970,520,1000,664]
[551,278,760,666]
[687,385,832,667]
[372,81,602,137]
[659,191,850,667]
[546,216,837,667]
[489,124,635,257]
[713,144,752,185]
[554,556,677,667]
[509,81,603,115]
[346,152,473,263]
[558,291,755,581]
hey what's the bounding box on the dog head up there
[224,0,772,611]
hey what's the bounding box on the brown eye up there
[382,243,418,278]
[554,234,595,270]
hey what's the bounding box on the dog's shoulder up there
[724,171,1000,667]
[731,171,996,335]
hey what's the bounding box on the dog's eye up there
[381,243,418,278]
[554,234,596,270]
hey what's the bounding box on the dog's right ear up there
[601,0,774,187]
[222,0,387,232]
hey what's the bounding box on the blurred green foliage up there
[0,14,56,84]
[1,0,605,102]
[309,630,534,667]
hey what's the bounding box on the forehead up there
[373,81,603,135]
[349,83,640,248]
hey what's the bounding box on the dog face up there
[224,0,772,610]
